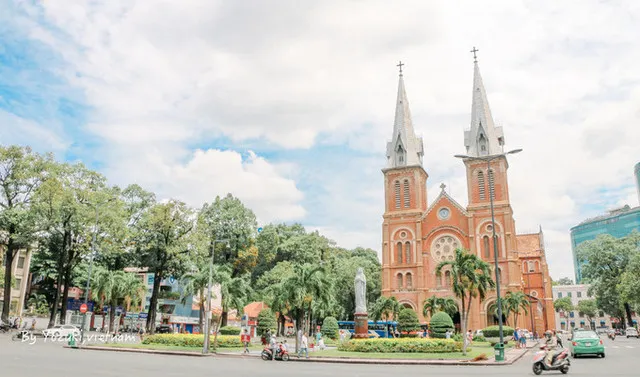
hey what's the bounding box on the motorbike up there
[261,345,290,361]
[608,332,615,341]
[532,346,570,375]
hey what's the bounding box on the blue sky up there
[1,0,640,280]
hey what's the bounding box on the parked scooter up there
[532,346,570,375]
[261,344,290,361]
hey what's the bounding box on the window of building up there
[406,273,413,289]
[436,272,442,288]
[483,236,490,258]
[569,312,575,318]
[531,290,538,297]
[396,144,405,166]
[404,241,411,264]
[444,271,452,287]
[577,291,582,298]
[488,169,495,200]
[396,273,403,289]
[15,278,22,288]
[579,312,584,318]
[403,179,410,208]
[567,292,572,298]
[528,261,535,273]
[396,242,403,264]
[478,171,486,200]
[394,181,401,209]
[558,292,563,298]
[17,256,25,269]
[599,311,604,318]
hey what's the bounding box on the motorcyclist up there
[543,330,558,367]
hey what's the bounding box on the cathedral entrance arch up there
[486,300,507,327]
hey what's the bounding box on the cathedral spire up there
[386,62,424,168]
[464,50,505,157]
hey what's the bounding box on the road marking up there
[625,346,634,348]
[612,346,620,349]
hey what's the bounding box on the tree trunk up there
[278,313,286,336]
[59,258,74,325]
[624,302,634,327]
[146,269,163,334]
[48,239,67,328]
[221,311,228,327]
[198,293,204,333]
[108,298,117,333]
[1,236,16,323]
[212,312,223,351]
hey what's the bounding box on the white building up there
[0,247,33,316]
[552,284,639,330]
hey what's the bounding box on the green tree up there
[211,264,252,350]
[422,295,458,318]
[553,297,574,316]
[321,316,339,339]
[577,299,598,328]
[91,267,125,332]
[577,233,639,326]
[329,247,381,319]
[370,296,400,338]
[0,146,50,322]
[618,232,640,310]
[436,248,495,355]
[257,308,277,336]
[553,277,574,286]
[397,308,420,335]
[137,200,194,333]
[258,261,295,336]
[429,311,455,338]
[503,291,530,328]
[180,259,211,331]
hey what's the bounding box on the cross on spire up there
[470,47,479,63]
[397,61,404,75]
[440,183,446,191]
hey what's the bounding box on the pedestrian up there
[241,329,251,354]
[30,318,36,331]
[513,328,520,348]
[519,330,527,348]
[445,330,451,339]
[298,332,309,359]
[269,333,277,361]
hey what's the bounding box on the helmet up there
[544,330,552,338]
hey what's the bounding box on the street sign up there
[257,227,263,233]
[79,303,88,314]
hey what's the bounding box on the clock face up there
[438,208,450,220]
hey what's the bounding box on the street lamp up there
[79,197,115,344]
[454,148,522,347]
[202,239,229,354]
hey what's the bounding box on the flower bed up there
[337,338,464,353]
[142,334,243,348]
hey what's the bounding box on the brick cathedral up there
[380,58,556,334]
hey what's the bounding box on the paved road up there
[1,332,638,376]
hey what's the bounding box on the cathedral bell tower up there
[381,62,427,302]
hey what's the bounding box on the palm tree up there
[211,265,252,351]
[120,273,146,329]
[436,248,495,355]
[504,291,530,328]
[370,296,401,338]
[91,268,127,333]
[27,293,48,315]
[422,295,458,318]
[180,260,210,331]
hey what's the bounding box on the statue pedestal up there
[353,313,369,339]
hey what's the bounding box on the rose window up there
[432,236,460,262]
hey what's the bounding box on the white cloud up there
[4,0,640,281]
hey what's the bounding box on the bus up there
[337,320,398,338]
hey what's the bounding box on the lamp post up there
[79,198,114,344]
[454,148,522,347]
[202,239,229,354]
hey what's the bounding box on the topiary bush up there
[256,308,276,336]
[219,326,241,335]
[482,325,514,338]
[321,316,339,340]
[142,334,243,348]
[398,308,421,334]
[338,338,464,353]
[429,311,454,339]
[452,333,463,342]
[473,335,486,342]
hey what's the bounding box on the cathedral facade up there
[380,60,556,334]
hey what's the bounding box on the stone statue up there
[354,267,367,314]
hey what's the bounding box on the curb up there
[65,345,209,357]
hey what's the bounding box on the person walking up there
[298,332,309,359]
[241,329,251,354]
[513,328,520,349]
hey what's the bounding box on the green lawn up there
[95,343,263,353]
[309,346,495,360]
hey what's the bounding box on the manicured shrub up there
[142,334,243,348]
[398,308,421,334]
[473,335,486,342]
[452,333,463,342]
[256,308,276,336]
[338,338,465,353]
[429,311,454,339]
[219,326,241,335]
[321,316,339,340]
[482,325,514,338]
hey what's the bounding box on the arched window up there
[444,270,452,287]
[483,236,490,258]
[396,242,403,264]
[396,144,405,166]
[404,241,411,264]
[406,273,413,289]
[403,179,410,208]
[528,261,536,273]
[396,273,403,289]
[394,181,401,209]
[478,132,488,155]
[488,169,495,200]
[478,171,486,200]
[497,267,503,284]
[436,272,442,288]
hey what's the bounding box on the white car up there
[43,325,80,338]
[626,327,639,338]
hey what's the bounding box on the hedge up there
[142,334,243,348]
[321,317,339,340]
[338,338,464,353]
[429,311,454,339]
[398,308,421,333]
[219,326,241,335]
[482,325,514,338]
